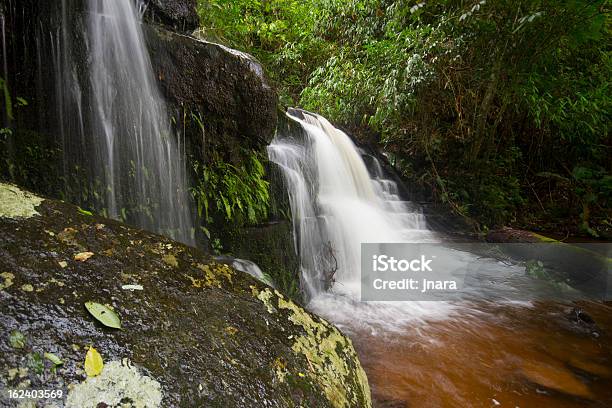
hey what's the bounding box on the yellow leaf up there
[84,346,104,377]
[74,252,94,262]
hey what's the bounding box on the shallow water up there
[312,298,612,407]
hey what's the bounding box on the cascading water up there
[268,109,431,302]
[42,0,195,243]
[84,0,193,243]
[269,109,612,407]
[268,109,540,332]
[44,0,193,243]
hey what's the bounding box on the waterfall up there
[268,109,429,300]
[49,0,193,244]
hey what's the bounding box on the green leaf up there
[84,301,122,329]
[28,353,44,374]
[200,226,211,239]
[78,207,93,216]
[44,352,63,366]
[9,330,26,349]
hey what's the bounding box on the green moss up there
[530,232,558,243]
[0,183,43,219]
[221,221,301,302]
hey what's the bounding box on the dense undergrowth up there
[196,0,611,237]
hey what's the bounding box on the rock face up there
[0,0,277,199]
[0,0,281,256]
[144,0,199,33]
[144,25,278,158]
[0,183,371,407]
[220,221,302,302]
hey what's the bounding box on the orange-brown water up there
[351,301,612,407]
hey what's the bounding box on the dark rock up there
[566,307,601,338]
[0,183,371,408]
[143,0,199,33]
[144,25,278,159]
[486,227,552,243]
[220,221,302,303]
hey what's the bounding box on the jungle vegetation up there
[196,0,611,237]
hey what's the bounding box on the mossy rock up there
[0,183,371,407]
[487,227,611,299]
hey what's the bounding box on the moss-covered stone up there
[0,183,43,219]
[0,187,371,407]
[221,221,302,302]
[143,0,199,33]
[253,288,372,408]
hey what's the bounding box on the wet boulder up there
[0,183,371,408]
[144,25,278,158]
[143,0,199,33]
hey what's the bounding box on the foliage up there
[195,0,329,104]
[197,0,611,235]
[191,150,270,228]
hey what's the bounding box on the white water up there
[85,0,193,243]
[268,109,460,332]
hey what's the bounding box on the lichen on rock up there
[194,262,233,287]
[65,361,162,408]
[255,287,278,314]
[0,183,43,219]
[254,288,372,408]
[0,272,14,290]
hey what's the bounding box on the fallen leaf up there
[78,207,93,216]
[58,261,68,268]
[44,352,63,366]
[9,330,26,349]
[20,284,34,292]
[84,301,122,329]
[0,272,14,290]
[74,252,94,262]
[121,284,143,291]
[84,346,103,377]
[162,254,178,267]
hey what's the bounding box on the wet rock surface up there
[0,184,371,407]
[144,25,278,159]
[143,0,199,33]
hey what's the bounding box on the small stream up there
[269,109,612,407]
